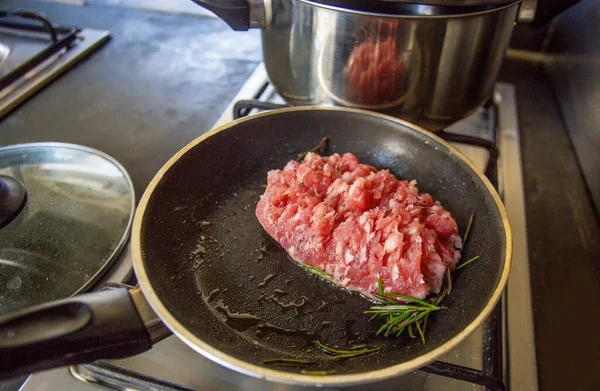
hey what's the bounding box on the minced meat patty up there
[255,153,461,300]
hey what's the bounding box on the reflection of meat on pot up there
[343,38,406,105]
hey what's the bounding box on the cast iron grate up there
[77,86,506,391]
[231,85,505,391]
[232,83,499,185]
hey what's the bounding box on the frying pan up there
[0,107,511,386]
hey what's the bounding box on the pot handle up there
[0,287,165,380]
[517,0,579,26]
[190,0,250,31]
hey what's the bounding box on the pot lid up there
[305,0,520,15]
[0,143,134,315]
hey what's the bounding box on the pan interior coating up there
[139,109,508,376]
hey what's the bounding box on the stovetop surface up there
[1,3,598,389]
[19,64,536,391]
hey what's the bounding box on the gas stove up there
[18,64,537,391]
[0,10,109,119]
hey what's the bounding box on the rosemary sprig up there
[316,340,380,360]
[301,264,332,280]
[297,136,329,160]
[262,358,312,366]
[365,285,444,341]
[368,306,435,337]
[463,214,475,244]
[300,369,336,375]
[456,255,480,270]
[260,184,268,189]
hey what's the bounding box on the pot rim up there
[297,0,521,19]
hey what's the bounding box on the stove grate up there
[76,84,507,391]
[230,91,505,391]
[0,11,80,91]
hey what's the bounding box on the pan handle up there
[0,287,167,380]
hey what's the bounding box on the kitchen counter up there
[499,54,600,391]
[0,0,262,199]
[0,2,599,391]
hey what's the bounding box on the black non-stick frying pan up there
[0,107,511,386]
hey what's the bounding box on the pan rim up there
[131,106,512,387]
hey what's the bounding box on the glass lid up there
[0,143,134,315]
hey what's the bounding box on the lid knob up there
[0,175,27,229]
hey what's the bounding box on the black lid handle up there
[0,175,27,230]
[190,0,250,31]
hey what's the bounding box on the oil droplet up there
[214,299,260,332]
[268,295,308,309]
[316,300,328,312]
[205,288,220,303]
[192,244,206,256]
[257,273,276,288]
[6,276,22,290]
[200,221,212,228]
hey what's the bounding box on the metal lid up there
[0,143,134,315]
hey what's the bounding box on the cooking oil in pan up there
[214,299,260,332]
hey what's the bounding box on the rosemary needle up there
[445,268,453,294]
[456,255,481,270]
[384,293,439,308]
[297,136,329,160]
[262,358,312,366]
[415,317,426,345]
[300,370,336,375]
[316,341,380,360]
[372,292,397,305]
[301,263,332,280]
[421,290,447,333]
[463,214,475,244]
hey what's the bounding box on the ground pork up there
[255,153,461,300]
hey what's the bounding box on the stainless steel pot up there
[190,1,564,129]
[263,1,520,130]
